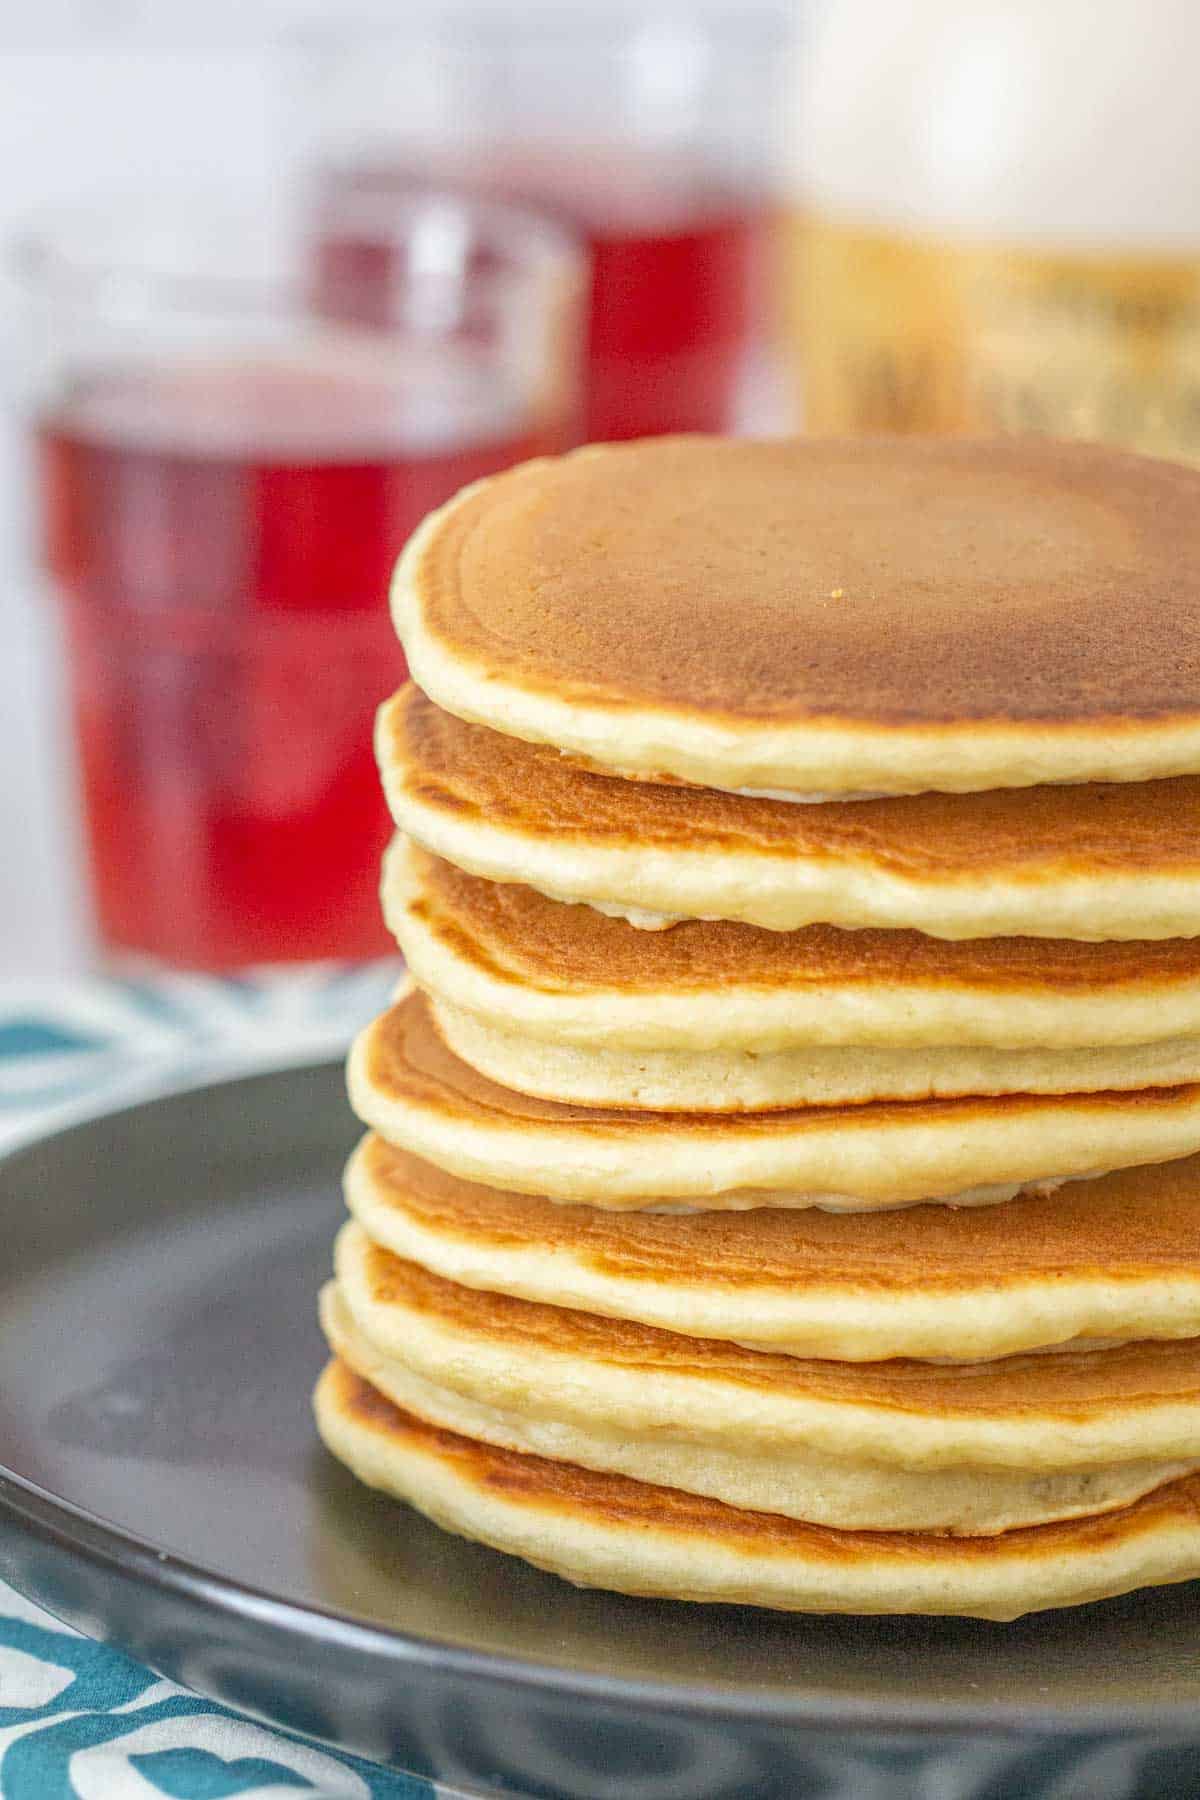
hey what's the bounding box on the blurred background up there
[3,0,1199,982]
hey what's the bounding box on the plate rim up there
[4,1455,1200,1741]
[1,1071,1199,1746]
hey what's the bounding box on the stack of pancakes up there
[315,436,1200,1619]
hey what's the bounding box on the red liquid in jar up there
[315,151,769,442]
[39,360,557,969]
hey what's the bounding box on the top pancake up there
[392,436,1200,797]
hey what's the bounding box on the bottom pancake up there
[314,1359,1200,1619]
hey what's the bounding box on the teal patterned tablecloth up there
[0,967,438,1800]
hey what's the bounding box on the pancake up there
[315,1359,1200,1617]
[384,838,1200,1052]
[330,1219,1200,1470]
[391,436,1200,800]
[321,1281,1195,1534]
[348,991,1200,1209]
[429,992,1200,1110]
[344,1134,1200,1362]
[378,687,1200,941]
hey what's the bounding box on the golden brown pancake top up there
[406,846,1200,995]
[354,1134,1200,1295]
[362,989,1200,1137]
[328,1360,1200,1559]
[412,436,1200,729]
[386,687,1200,877]
[361,1240,1200,1420]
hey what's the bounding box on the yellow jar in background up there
[789,0,1200,460]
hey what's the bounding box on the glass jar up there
[17,196,584,968]
[788,0,1200,460]
[299,6,788,442]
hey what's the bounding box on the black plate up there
[1,1063,1199,1800]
